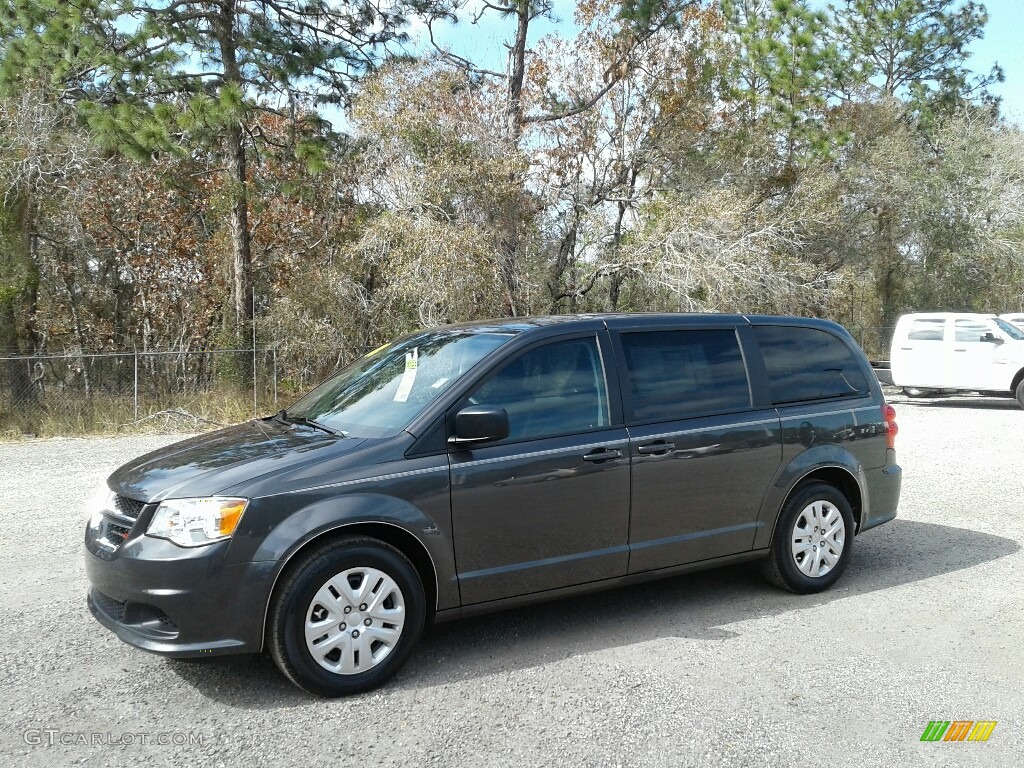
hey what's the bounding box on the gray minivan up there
[84,314,901,696]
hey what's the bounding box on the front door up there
[949,318,999,390]
[450,334,630,605]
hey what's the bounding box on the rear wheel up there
[268,537,426,697]
[1015,379,1024,410]
[764,482,855,594]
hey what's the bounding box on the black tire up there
[763,482,855,594]
[268,537,426,697]
[903,387,933,398]
[1015,379,1024,410]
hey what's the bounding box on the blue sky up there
[424,0,1024,120]
[969,0,1024,119]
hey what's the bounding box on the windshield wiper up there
[270,409,341,436]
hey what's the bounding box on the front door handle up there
[637,441,675,455]
[582,448,622,462]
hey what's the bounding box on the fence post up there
[133,352,139,420]
[252,347,258,418]
[272,347,278,405]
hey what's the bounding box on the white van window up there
[954,319,992,343]
[994,318,1024,340]
[907,319,945,341]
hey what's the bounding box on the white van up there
[890,312,1024,407]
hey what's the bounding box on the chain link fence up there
[0,349,284,437]
[846,326,895,361]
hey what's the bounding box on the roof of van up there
[896,312,997,320]
[433,313,847,334]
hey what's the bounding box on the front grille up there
[98,495,147,548]
[113,495,145,519]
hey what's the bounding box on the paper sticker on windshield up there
[393,348,419,402]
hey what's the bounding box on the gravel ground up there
[1,396,1023,768]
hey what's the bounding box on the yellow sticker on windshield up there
[393,348,419,403]
[365,342,389,358]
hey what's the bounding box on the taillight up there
[882,403,898,449]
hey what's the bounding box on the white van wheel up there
[903,387,933,398]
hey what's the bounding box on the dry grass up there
[0,389,280,440]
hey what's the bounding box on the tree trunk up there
[0,192,41,419]
[215,0,254,343]
[875,203,902,330]
[493,0,533,317]
[227,122,254,336]
[506,0,530,141]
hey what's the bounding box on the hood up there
[108,419,366,502]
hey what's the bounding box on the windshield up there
[993,318,1024,340]
[287,329,514,437]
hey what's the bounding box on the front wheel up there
[903,387,934,398]
[764,482,855,594]
[268,537,426,697]
[1015,379,1024,410]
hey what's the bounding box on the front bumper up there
[85,529,276,658]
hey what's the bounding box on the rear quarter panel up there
[752,398,889,549]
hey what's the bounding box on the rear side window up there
[907,319,946,341]
[619,330,751,422]
[755,326,870,405]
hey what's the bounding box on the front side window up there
[619,329,751,423]
[955,319,993,343]
[467,337,609,443]
[993,318,1024,340]
[755,326,870,405]
[289,330,514,437]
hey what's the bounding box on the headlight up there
[147,497,248,548]
[86,482,115,528]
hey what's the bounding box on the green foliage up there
[722,0,848,167]
[832,0,1003,116]
[0,0,113,98]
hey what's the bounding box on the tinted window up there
[955,319,992,343]
[755,326,870,404]
[469,337,609,443]
[908,319,945,341]
[619,330,751,422]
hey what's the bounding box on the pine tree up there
[0,0,439,342]
[833,0,1003,114]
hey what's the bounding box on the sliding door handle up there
[637,441,675,455]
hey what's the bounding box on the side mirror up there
[982,332,1004,344]
[449,404,509,447]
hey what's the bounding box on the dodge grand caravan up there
[85,314,901,696]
